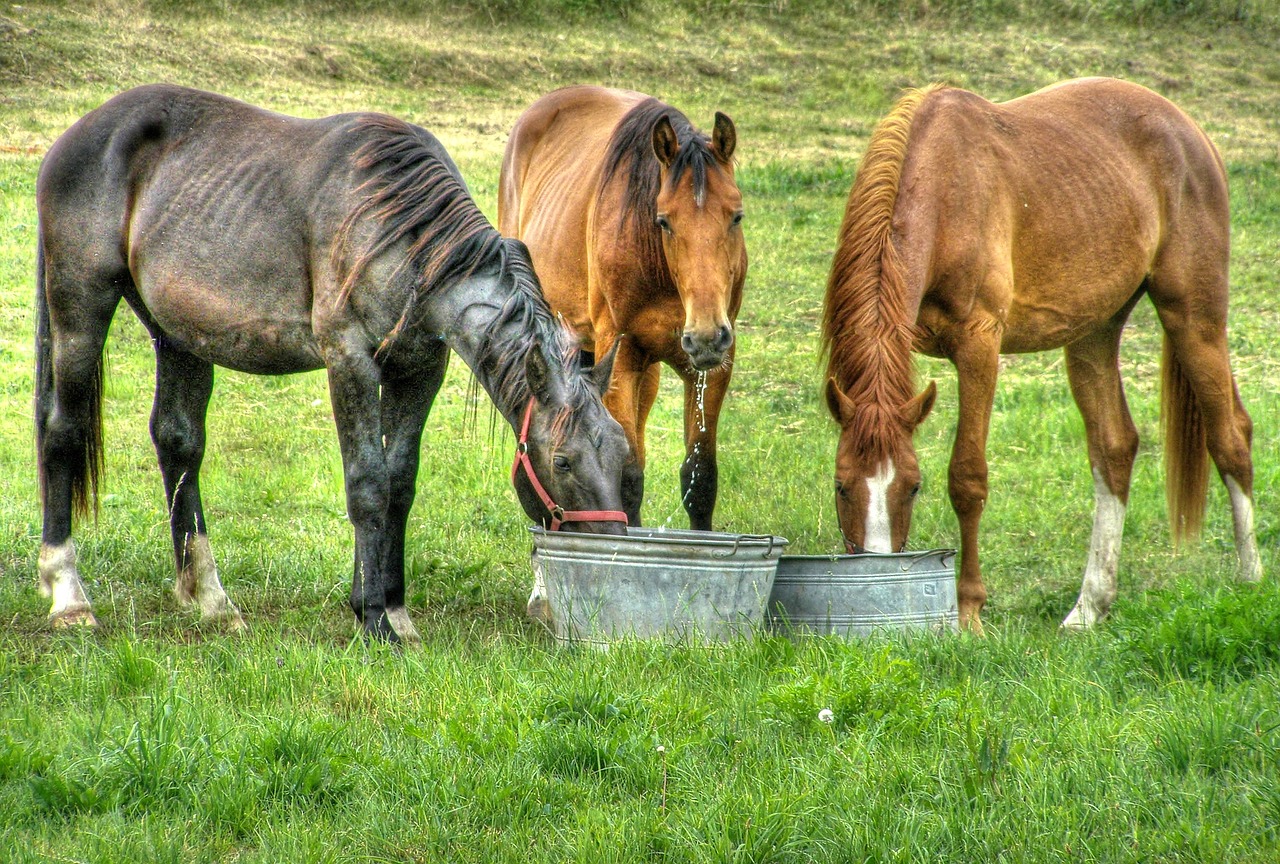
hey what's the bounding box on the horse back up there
[499,86,648,340]
[900,78,1228,351]
[37,85,462,373]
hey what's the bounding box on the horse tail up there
[822,85,943,411]
[34,230,106,520]
[1160,332,1208,545]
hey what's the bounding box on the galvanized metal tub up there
[768,549,958,637]
[530,526,788,646]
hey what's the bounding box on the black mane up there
[336,115,587,420]
[595,98,720,290]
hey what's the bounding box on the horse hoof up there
[386,607,422,645]
[50,606,97,629]
[220,612,248,633]
[526,594,552,624]
[1061,604,1104,632]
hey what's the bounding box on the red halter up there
[510,399,629,532]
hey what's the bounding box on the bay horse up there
[498,86,745,532]
[35,84,631,642]
[821,77,1263,634]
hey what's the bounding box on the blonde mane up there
[821,85,944,457]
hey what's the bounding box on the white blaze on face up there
[863,460,896,554]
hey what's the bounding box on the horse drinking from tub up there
[821,77,1263,634]
[499,86,746,532]
[35,84,630,641]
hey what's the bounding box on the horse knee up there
[344,473,389,526]
[151,415,203,467]
[947,464,987,517]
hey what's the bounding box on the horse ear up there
[825,377,855,424]
[589,340,621,396]
[903,381,937,429]
[712,112,736,163]
[652,115,678,168]
[525,344,560,405]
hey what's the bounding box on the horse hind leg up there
[36,256,121,628]
[1149,260,1262,583]
[151,343,244,630]
[1156,311,1262,582]
[1061,318,1140,630]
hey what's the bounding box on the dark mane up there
[335,114,501,312]
[335,115,588,430]
[595,98,720,290]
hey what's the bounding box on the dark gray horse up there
[35,84,630,641]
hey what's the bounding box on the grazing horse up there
[821,77,1262,634]
[35,84,630,642]
[499,86,746,531]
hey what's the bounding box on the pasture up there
[2,1,1279,860]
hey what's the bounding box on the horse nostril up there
[714,325,733,352]
[680,331,696,354]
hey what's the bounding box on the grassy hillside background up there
[1,2,1279,861]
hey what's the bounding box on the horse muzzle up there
[558,517,628,536]
[680,325,733,371]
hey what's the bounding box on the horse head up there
[651,111,745,372]
[513,341,631,534]
[826,377,936,554]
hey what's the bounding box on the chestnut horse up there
[499,86,745,531]
[821,77,1262,634]
[35,85,630,642]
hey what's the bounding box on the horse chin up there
[685,349,729,372]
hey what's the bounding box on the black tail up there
[34,231,105,521]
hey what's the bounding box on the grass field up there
[2,2,1279,860]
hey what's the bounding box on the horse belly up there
[138,273,322,374]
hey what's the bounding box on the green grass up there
[1,1,1279,860]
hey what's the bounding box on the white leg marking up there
[863,460,896,554]
[526,556,551,624]
[1225,476,1263,583]
[174,535,245,630]
[1063,469,1126,631]
[38,540,97,627]
[386,607,422,644]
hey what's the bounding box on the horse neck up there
[428,268,542,430]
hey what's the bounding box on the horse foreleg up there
[322,337,396,641]
[378,347,448,644]
[679,354,732,532]
[152,344,244,630]
[599,333,650,526]
[947,334,999,635]
[1061,321,1139,630]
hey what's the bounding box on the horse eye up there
[834,481,846,498]
[910,483,922,497]
[655,214,672,233]
[553,455,571,473]
[731,211,744,227]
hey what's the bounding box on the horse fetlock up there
[39,541,96,626]
[174,534,242,627]
[526,563,552,624]
[1238,545,1263,584]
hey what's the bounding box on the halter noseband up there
[511,399,629,532]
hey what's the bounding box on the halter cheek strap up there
[511,399,629,532]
